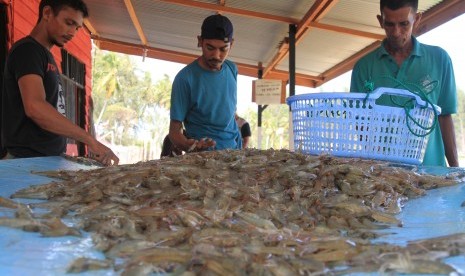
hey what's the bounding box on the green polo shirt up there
[350,36,457,166]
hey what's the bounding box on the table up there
[0,157,464,275]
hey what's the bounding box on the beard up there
[387,36,409,50]
[206,59,223,70]
[51,38,65,48]
[51,35,72,48]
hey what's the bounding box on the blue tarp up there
[0,157,464,275]
[0,157,112,275]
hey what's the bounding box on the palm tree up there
[92,50,132,126]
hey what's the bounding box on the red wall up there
[6,0,93,156]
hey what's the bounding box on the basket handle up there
[368,87,435,110]
[369,87,441,137]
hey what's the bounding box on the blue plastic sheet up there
[0,157,464,275]
[375,176,465,274]
[0,157,113,275]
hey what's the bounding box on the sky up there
[136,13,465,114]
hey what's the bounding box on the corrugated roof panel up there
[227,0,315,19]
[227,15,288,66]
[278,28,376,75]
[418,0,446,12]
[85,0,140,44]
[134,1,207,54]
[84,0,465,87]
[322,0,444,32]
[321,0,381,32]
[133,1,290,68]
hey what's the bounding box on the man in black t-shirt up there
[161,129,187,158]
[0,4,7,159]
[1,0,118,166]
[235,113,251,148]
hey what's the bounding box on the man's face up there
[45,6,84,47]
[198,38,232,71]
[377,6,420,50]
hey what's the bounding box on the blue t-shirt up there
[170,59,241,150]
[350,36,457,166]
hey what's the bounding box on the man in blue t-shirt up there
[350,0,458,167]
[169,14,241,152]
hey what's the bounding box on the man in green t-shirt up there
[350,0,458,167]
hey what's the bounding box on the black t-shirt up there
[240,122,251,138]
[1,36,66,157]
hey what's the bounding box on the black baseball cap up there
[201,14,233,43]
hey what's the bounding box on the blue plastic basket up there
[286,87,441,165]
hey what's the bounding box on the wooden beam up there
[94,35,320,87]
[123,0,148,46]
[309,22,385,40]
[415,0,465,35]
[235,62,259,77]
[272,69,323,82]
[315,41,381,87]
[94,36,255,77]
[84,19,98,37]
[295,0,338,40]
[95,37,197,64]
[262,38,289,77]
[155,0,299,24]
[262,0,336,79]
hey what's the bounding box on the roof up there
[84,0,465,88]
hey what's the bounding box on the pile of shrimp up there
[1,149,463,275]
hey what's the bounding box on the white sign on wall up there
[252,79,285,105]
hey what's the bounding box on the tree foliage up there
[242,104,290,150]
[92,49,172,150]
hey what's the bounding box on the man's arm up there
[168,120,215,152]
[168,120,194,152]
[19,75,119,166]
[242,136,250,148]
[438,114,459,167]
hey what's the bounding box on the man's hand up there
[169,121,216,152]
[187,137,216,152]
[89,141,119,166]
